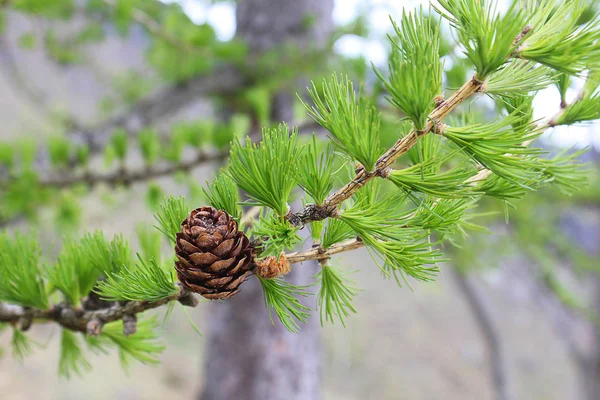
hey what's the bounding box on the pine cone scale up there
[174,206,253,300]
[212,238,235,257]
[188,252,220,265]
[206,257,237,273]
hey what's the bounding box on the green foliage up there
[136,224,163,264]
[435,0,525,78]
[485,61,555,97]
[296,135,335,205]
[110,128,129,161]
[252,214,302,257]
[258,277,311,333]
[96,256,177,302]
[339,198,442,283]
[388,156,476,199]
[13,0,75,19]
[154,196,189,243]
[445,112,544,185]
[85,232,132,276]
[113,72,152,105]
[48,136,71,168]
[18,32,36,49]
[11,328,35,361]
[557,92,600,125]
[0,142,13,167]
[537,149,590,195]
[44,29,81,64]
[376,8,442,130]
[46,238,98,306]
[316,265,358,327]
[54,192,81,231]
[100,317,164,370]
[147,9,218,81]
[202,173,241,221]
[245,86,271,127]
[0,232,48,309]
[172,120,210,149]
[138,128,161,165]
[228,124,301,215]
[404,197,478,238]
[46,232,133,305]
[302,74,381,171]
[520,0,600,74]
[145,183,164,211]
[75,144,90,166]
[321,216,356,249]
[59,330,91,378]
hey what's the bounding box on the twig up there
[287,76,484,226]
[0,284,197,335]
[467,90,571,184]
[37,150,228,189]
[100,0,207,56]
[286,238,365,264]
[240,206,261,226]
[450,267,511,400]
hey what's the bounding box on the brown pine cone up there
[175,207,253,300]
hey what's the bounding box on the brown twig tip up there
[177,285,199,307]
[514,25,533,46]
[434,122,447,136]
[560,99,568,109]
[354,162,365,174]
[378,166,393,179]
[86,318,104,337]
[254,252,291,279]
[477,81,488,93]
[18,314,33,332]
[122,314,137,336]
[434,95,445,108]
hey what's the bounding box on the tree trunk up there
[199,1,333,399]
[575,276,600,400]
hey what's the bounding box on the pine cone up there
[175,207,253,300]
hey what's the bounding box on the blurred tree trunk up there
[199,1,333,400]
[576,279,600,400]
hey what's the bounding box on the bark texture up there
[199,1,333,399]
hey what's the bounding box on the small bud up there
[86,318,103,337]
[254,252,291,279]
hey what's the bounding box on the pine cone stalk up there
[175,207,253,299]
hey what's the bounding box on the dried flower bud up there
[254,252,291,279]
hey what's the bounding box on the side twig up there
[287,76,484,226]
[38,150,228,189]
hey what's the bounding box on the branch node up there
[378,166,393,179]
[514,25,533,46]
[177,285,199,308]
[434,95,445,108]
[122,314,137,336]
[18,313,33,332]
[354,162,365,174]
[86,318,104,337]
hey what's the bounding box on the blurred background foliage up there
[0,0,600,399]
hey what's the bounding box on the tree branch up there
[0,284,197,335]
[286,238,365,264]
[38,150,228,189]
[100,0,208,56]
[287,75,484,226]
[73,65,245,151]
